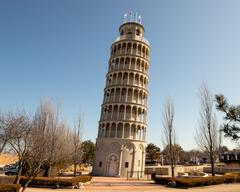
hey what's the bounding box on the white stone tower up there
[93,14,150,177]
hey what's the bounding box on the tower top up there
[119,12,145,35]
[117,12,148,45]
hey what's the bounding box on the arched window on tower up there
[121,88,126,102]
[110,89,114,102]
[117,44,121,55]
[108,75,112,85]
[137,108,142,121]
[122,43,126,54]
[112,105,118,120]
[115,88,120,102]
[123,73,128,84]
[111,123,116,137]
[100,124,105,137]
[113,73,117,84]
[119,105,125,120]
[108,105,112,120]
[131,124,136,139]
[133,89,138,103]
[136,29,140,36]
[105,89,110,102]
[126,106,131,120]
[125,58,130,69]
[129,73,134,85]
[105,123,110,137]
[115,61,118,70]
[140,75,144,87]
[117,123,123,138]
[127,43,131,54]
[117,73,122,85]
[132,107,137,121]
[127,31,132,38]
[141,61,145,72]
[113,46,117,56]
[136,59,141,70]
[133,43,137,55]
[124,123,130,138]
[135,74,139,86]
[127,88,133,102]
[142,46,146,57]
[137,44,141,55]
[103,107,108,120]
[131,58,135,69]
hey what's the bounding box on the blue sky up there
[0,0,239,150]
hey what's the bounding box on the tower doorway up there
[108,154,119,176]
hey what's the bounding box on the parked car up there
[5,166,19,175]
[4,164,19,176]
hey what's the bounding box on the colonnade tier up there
[99,120,146,127]
[103,87,148,106]
[105,71,148,89]
[100,104,147,123]
[98,122,146,141]
[108,56,149,74]
[111,41,150,60]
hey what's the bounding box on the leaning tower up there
[93,14,150,177]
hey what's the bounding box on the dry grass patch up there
[0,154,17,166]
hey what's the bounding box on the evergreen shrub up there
[154,175,238,188]
[0,184,21,192]
[19,175,92,187]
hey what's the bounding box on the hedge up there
[225,172,240,177]
[0,184,21,192]
[154,175,239,188]
[19,175,92,187]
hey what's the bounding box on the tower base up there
[93,138,146,177]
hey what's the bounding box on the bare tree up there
[0,100,84,191]
[3,111,31,184]
[72,113,83,177]
[162,98,176,178]
[0,113,12,153]
[20,100,64,192]
[196,84,219,176]
[54,125,73,174]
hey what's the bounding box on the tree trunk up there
[208,121,215,176]
[210,156,215,176]
[171,162,174,178]
[14,165,23,184]
[21,177,33,192]
[169,133,174,178]
[74,161,77,177]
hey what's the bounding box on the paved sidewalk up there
[24,176,240,192]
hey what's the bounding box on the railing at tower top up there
[115,35,150,45]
